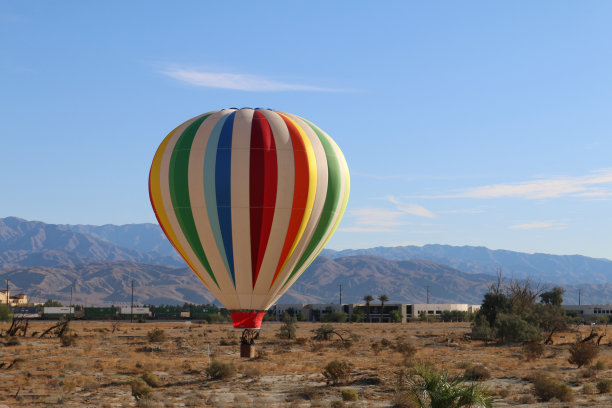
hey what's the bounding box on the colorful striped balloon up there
[149,108,350,328]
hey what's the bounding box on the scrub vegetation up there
[0,318,611,406]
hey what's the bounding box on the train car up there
[12,306,40,319]
[84,307,119,320]
[42,307,74,319]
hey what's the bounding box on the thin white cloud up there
[339,226,398,233]
[397,204,436,219]
[424,169,612,200]
[161,68,337,92]
[509,221,567,230]
[350,207,404,227]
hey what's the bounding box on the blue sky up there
[2,1,611,259]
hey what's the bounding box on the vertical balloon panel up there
[149,108,350,328]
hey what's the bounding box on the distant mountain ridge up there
[321,245,612,284]
[2,216,612,305]
[0,217,184,268]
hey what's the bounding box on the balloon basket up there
[240,343,256,358]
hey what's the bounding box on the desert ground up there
[1,319,612,407]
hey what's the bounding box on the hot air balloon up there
[149,108,349,332]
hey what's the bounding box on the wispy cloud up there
[160,68,338,92]
[508,221,567,230]
[423,169,612,200]
[350,207,405,227]
[398,204,436,218]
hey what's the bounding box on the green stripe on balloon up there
[168,114,218,286]
[282,120,345,286]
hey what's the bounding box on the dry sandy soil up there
[1,320,612,407]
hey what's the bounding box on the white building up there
[563,305,612,318]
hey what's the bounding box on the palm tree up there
[396,363,492,408]
[378,294,389,323]
[363,295,374,323]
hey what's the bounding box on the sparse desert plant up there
[205,360,236,380]
[583,383,595,395]
[533,373,574,402]
[330,400,345,408]
[278,312,297,339]
[130,377,152,400]
[394,339,417,358]
[219,336,238,346]
[141,372,161,388]
[323,359,351,386]
[5,336,21,346]
[519,394,535,404]
[395,363,493,408]
[595,359,608,371]
[464,365,490,381]
[146,328,166,343]
[522,341,544,361]
[60,332,77,347]
[497,387,511,398]
[341,388,359,401]
[596,379,612,394]
[314,324,336,341]
[243,366,262,378]
[568,341,599,368]
[371,341,381,354]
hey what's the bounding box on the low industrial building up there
[563,305,612,318]
[274,303,481,323]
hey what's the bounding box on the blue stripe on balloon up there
[204,111,234,286]
[215,111,236,284]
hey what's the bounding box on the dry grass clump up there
[463,364,490,381]
[533,373,574,402]
[206,360,236,380]
[522,341,544,361]
[323,359,351,386]
[130,377,152,400]
[141,372,161,387]
[596,379,612,394]
[568,341,599,368]
[341,388,358,401]
[146,328,166,343]
[60,332,77,347]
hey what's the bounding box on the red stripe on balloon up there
[269,114,309,288]
[250,111,277,287]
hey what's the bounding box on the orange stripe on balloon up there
[268,115,311,288]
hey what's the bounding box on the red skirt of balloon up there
[230,311,266,329]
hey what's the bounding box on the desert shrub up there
[5,336,21,346]
[341,388,358,401]
[130,378,152,400]
[455,361,472,370]
[311,341,326,352]
[583,383,595,395]
[597,379,612,393]
[533,374,574,402]
[380,338,392,348]
[205,360,236,380]
[0,304,11,322]
[464,365,490,381]
[371,342,381,354]
[519,394,535,404]
[394,339,417,358]
[243,366,261,378]
[497,387,511,398]
[60,332,77,347]
[568,341,599,368]
[141,372,161,388]
[389,310,402,323]
[595,359,608,371]
[330,401,345,408]
[323,359,350,386]
[522,341,544,361]
[219,336,238,346]
[278,312,297,339]
[314,324,336,341]
[146,328,166,343]
[495,313,541,343]
[255,348,268,360]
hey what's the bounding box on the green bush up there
[597,379,612,394]
[205,360,236,380]
[568,341,599,368]
[278,312,297,339]
[0,304,11,322]
[323,359,350,386]
[130,378,152,400]
[341,388,358,401]
[322,311,347,323]
[389,310,402,323]
[533,374,573,402]
[494,313,541,342]
[595,360,608,371]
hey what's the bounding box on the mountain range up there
[1,216,611,306]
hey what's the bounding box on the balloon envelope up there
[149,108,350,327]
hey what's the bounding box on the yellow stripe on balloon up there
[150,125,207,285]
[275,113,318,275]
